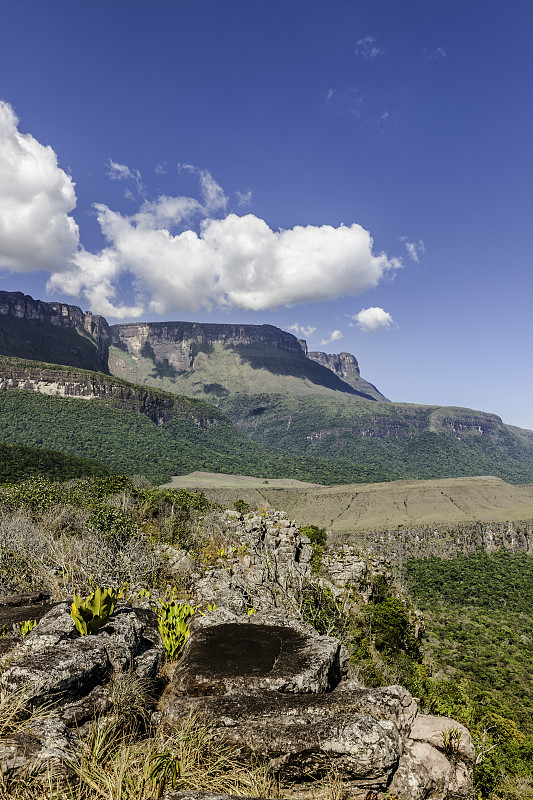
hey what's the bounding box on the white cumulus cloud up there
[352,306,394,333]
[0,102,79,272]
[1,103,402,318]
[288,323,317,339]
[320,329,343,346]
[50,210,401,316]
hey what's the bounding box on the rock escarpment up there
[110,321,307,373]
[0,290,110,371]
[0,357,220,427]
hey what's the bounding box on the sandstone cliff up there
[307,350,388,401]
[0,357,220,428]
[0,291,110,371]
[110,320,306,371]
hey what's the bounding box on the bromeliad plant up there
[19,619,37,637]
[157,601,197,662]
[71,586,117,636]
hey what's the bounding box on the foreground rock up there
[163,616,474,799]
[0,600,163,777]
[173,610,347,695]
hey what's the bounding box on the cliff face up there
[307,350,360,378]
[307,350,388,402]
[0,358,219,428]
[0,291,110,372]
[109,321,306,372]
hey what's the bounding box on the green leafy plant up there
[19,619,37,637]
[157,601,196,662]
[442,726,462,755]
[0,624,7,637]
[71,586,117,636]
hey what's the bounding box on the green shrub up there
[157,601,196,661]
[86,506,138,543]
[71,587,117,635]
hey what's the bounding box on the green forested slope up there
[219,394,533,484]
[405,551,533,796]
[0,442,112,483]
[0,389,394,485]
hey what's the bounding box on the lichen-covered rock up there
[0,716,76,778]
[321,547,392,599]
[164,688,402,785]
[1,603,163,705]
[388,715,475,799]
[389,741,474,800]
[194,511,312,613]
[171,613,346,695]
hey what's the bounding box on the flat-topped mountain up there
[2,290,533,483]
[0,290,110,371]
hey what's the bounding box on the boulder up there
[171,612,347,696]
[0,601,164,778]
[1,602,162,706]
[388,715,475,800]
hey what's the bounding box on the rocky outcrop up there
[162,614,474,799]
[308,350,361,379]
[307,351,388,401]
[0,290,110,371]
[345,519,533,563]
[110,322,306,373]
[192,510,312,613]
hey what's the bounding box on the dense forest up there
[405,551,533,796]
[0,389,394,485]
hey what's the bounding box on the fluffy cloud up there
[352,307,394,333]
[289,323,316,339]
[320,329,343,346]
[2,103,401,318]
[0,102,79,272]
[50,208,400,316]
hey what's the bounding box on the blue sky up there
[0,0,532,428]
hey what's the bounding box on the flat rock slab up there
[164,684,417,733]
[171,621,344,695]
[164,686,410,785]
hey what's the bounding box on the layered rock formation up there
[0,358,219,427]
[0,290,110,371]
[110,321,306,372]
